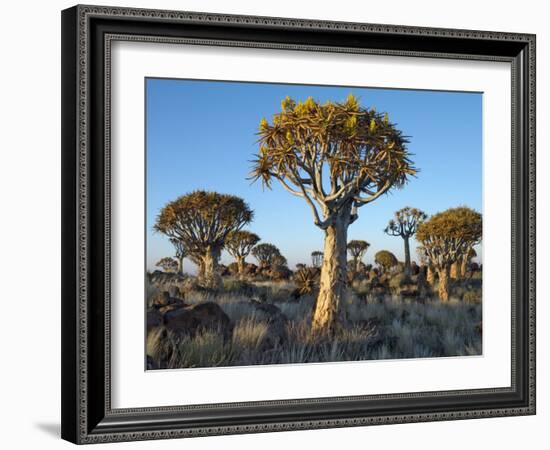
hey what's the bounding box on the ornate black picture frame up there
[61,4,536,444]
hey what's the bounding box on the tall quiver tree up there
[384,207,427,276]
[154,191,253,289]
[169,238,187,275]
[251,95,416,335]
[416,206,482,301]
[225,231,260,278]
[347,240,370,273]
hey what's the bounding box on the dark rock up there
[147,308,163,332]
[164,302,233,342]
[248,301,288,350]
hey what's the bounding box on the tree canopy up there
[154,191,253,254]
[374,250,398,270]
[347,240,370,259]
[384,207,427,238]
[251,243,281,267]
[416,206,482,270]
[250,95,417,230]
[155,257,179,273]
[225,230,260,260]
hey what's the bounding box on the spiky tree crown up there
[225,231,260,259]
[154,191,253,253]
[251,243,281,265]
[347,240,370,258]
[272,254,288,267]
[416,206,482,269]
[156,257,179,273]
[384,207,427,238]
[374,250,398,268]
[251,95,416,229]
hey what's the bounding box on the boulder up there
[249,301,288,350]
[146,308,163,332]
[151,291,186,309]
[148,270,188,293]
[164,302,233,342]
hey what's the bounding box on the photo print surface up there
[145,78,483,370]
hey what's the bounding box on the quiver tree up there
[347,240,370,273]
[460,247,477,277]
[311,251,323,268]
[417,245,435,286]
[156,257,179,273]
[251,243,281,269]
[374,250,398,274]
[451,247,478,279]
[225,231,260,278]
[416,206,482,301]
[154,191,253,289]
[251,95,416,335]
[169,238,188,275]
[384,207,427,275]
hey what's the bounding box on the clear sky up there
[146,78,482,272]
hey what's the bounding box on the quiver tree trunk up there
[403,236,411,276]
[437,266,451,302]
[311,218,348,336]
[177,256,184,276]
[426,266,435,286]
[460,255,468,278]
[236,256,246,279]
[450,262,459,280]
[199,246,222,290]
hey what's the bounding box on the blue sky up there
[146,78,482,272]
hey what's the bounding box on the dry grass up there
[147,278,482,369]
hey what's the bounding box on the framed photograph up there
[61,5,536,444]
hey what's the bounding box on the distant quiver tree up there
[225,231,260,278]
[384,207,427,275]
[347,240,370,273]
[416,206,482,301]
[154,191,253,289]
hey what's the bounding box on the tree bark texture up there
[403,236,411,276]
[311,218,349,336]
[200,246,223,289]
[438,266,450,302]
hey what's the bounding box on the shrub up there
[294,267,319,296]
[462,289,481,304]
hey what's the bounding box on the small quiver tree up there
[251,243,281,270]
[154,191,253,289]
[169,238,187,275]
[251,95,416,335]
[225,231,260,279]
[347,240,370,275]
[311,251,323,269]
[155,257,179,274]
[416,206,482,301]
[384,207,427,275]
[374,250,398,275]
